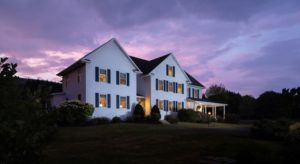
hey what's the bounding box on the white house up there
[51,38,226,119]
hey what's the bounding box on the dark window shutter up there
[127,73,130,86]
[164,100,166,111]
[192,88,195,98]
[182,84,184,94]
[156,79,158,90]
[164,80,166,91]
[198,89,200,99]
[182,102,184,109]
[188,88,190,97]
[156,99,158,106]
[127,96,130,109]
[95,67,99,82]
[172,66,175,77]
[166,81,169,91]
[116,71,119,85]
[166,100,169,111]
[173,101,176,112]
[95,93,99,107]
[107,94,111,108]
[166,64,169,76]
[116,95,119,108]
[107,69,111,83]
[175,83,178,93]
[173,82,176,93]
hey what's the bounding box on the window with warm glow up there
[120,73,127,85]
[100,69,107,82]
[177,102,182,110]
[177,84,182,93]
[158,100,164,110]
[194,89,199,98]
[168,82,173,92]
[120,96,126,109]
[168,101,173,111]
[168,66,173,76]
[158,80,164,91]
[100,94,107,107]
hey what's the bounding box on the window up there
[158,100,164,110]
[77,94,81,101]
[168,101,173,111]
[177,102,182,110]
[120,73,127,85]
[158,80,164,91]
[168,66,173,76]
[177,84,182,93]
[168,82,173,92]
[194,89,199,98]
[100,94,107,107]
[120,96,127,109]
[100,69,107,82]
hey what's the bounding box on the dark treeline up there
[205,84,300,120]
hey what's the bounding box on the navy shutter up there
[116,95,119,108]
[198,89,200,99]
[172,66,175,77]
[116,71,119,85]
[173,101,176,112]
[182,102,184,109]
[127,73,130,86]
[175,83,178,93]
[107,69,111,83]
[164,100,167,111]
[95,67,99,82]
[156,79,158,90]
[182,84,184,94]
[127,96,130,109]
[192,88,195,98]
[188,88,190,97]
[156,99,158,106]
[166,64,168,76]
[166,81,169,92]
[95,93,99,107]
[164,80,166,91]
[166,100,169,111]
[107,94,111,108]
[173,82,176,93]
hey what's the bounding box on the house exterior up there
[51,38,226,119]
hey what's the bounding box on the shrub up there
[165,115,178,124]
[151,105,161,122]
[112,116,122,123]
[177,109,200,122]
[133,104,145,122]
[85,117,110,126]
[125,116,134,123]
[197,112,209,123]
[287,122,300,143]
[225,113,240,123]
[57,101,94,126]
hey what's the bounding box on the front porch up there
[187,98,227,120]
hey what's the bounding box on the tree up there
[133,104,145,122]
[256,91,282,119]
[151,105,161,122]
[0,57,17,78]
[239,95,256,119]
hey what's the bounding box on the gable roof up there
[57,38,141,76]
[185,71,205,88]
[130,54,170,75]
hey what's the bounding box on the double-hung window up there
[119,96,127,109]
[99,94,107,107]
[168,101,173,111]
[177,102,182,110]
[194,89,199,98]
[177,84,182,93]
[158,100,164,110]
[158,80,164,91]
[168,82,173,92]
[100,69,107,82]
[120,73,127,85]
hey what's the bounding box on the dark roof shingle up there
[185,71,205,88]
[130,54,170,74]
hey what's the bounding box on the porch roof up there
[187,98,227,106]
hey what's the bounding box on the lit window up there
[168,101,173,111]
[177,84,182,93]
[158,100,164,110]
[168,66,173,76]
[158,80,164,91]
[194,89,199,98]
[100,69,107,82]
[120,96,127,109]
[99,94,107,107]
[168,82,173,92]
[120,73,127,85]
[177,102,182,110]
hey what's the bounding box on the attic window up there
[168,66,173,76]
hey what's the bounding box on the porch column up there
[223,105,226,120]
[213,106,216,119]
[204,105,207,113]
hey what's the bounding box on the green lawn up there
[43,123,285,164]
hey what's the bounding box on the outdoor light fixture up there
[208,112,211,115]
[120,105,123,108]
[100,104,103,107]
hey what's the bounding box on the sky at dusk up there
[0,0,299,97]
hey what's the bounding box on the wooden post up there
[223,105,226,120]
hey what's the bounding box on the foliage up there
[85,117,110,126]
[239,95,256,119]
[164,115,178,124]
[133,104,145,122]
[177,109,200,122]
[287,122,300,144]
[150,105,161,122]
[57,101,94,126]
[112,116,122,123]
[224,113,240,123]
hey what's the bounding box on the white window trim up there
[119,72,127,85]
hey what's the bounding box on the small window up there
[158,100,164,110]
[168,82,173,92]
[77,94,81,101]
[158,80,164,91]
[194,89,199,98]
[177,84,182,93]
[99,94,107,107]
[120,96,127,109]
[168,101,173,111]
[100,69,107,82]
[168,66,173,76]
[177,102,182,110]
[120,73,127,85]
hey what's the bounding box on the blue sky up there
[0,0,299,97]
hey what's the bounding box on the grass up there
[43,123,286,164]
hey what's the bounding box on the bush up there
[133,104,145,122]
[112,116,122,123]
[151,105,161,122]
[177,109,200,122]
[165,115,178,124]
[197,112,209,123]
[125,116,134,123]
[287,122,300,144]
[225,113,240,123]
[57,101,94,126]
[85,117,110,126]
